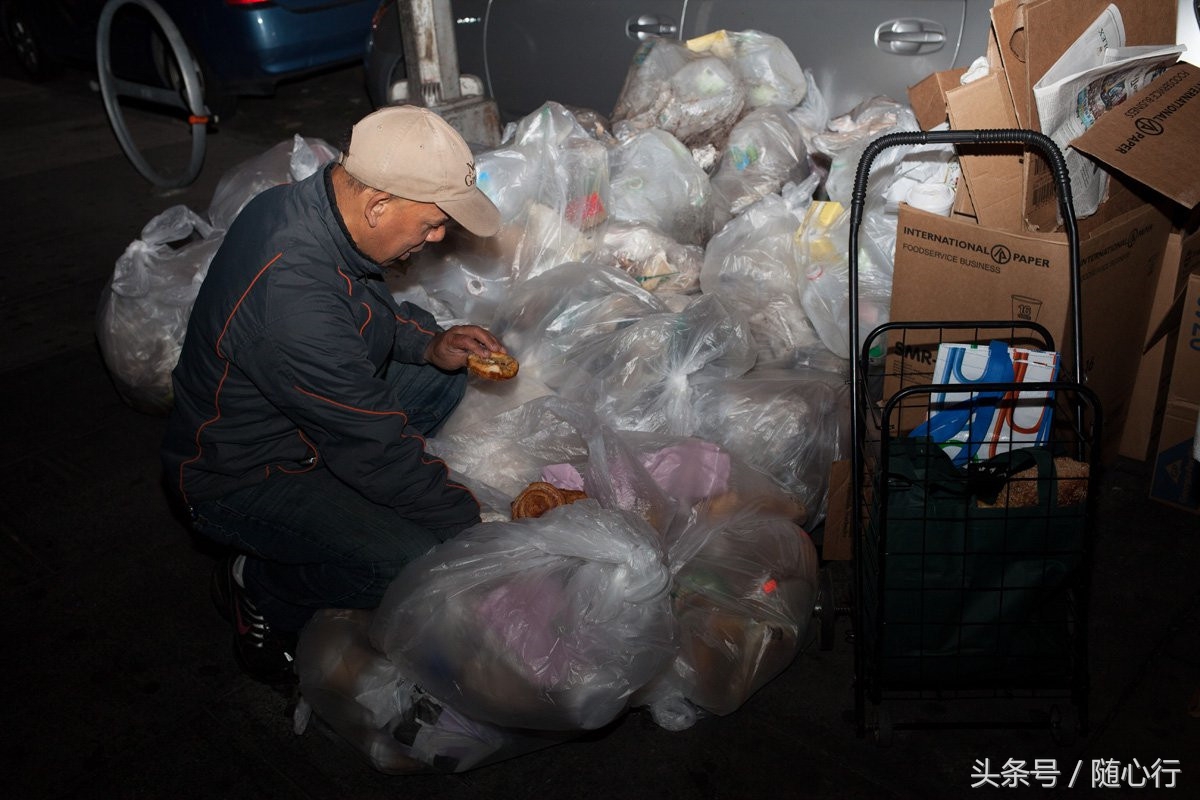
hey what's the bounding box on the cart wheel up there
[1049,704,1080,746]
[96,0,207,188]
[870,705,894,747]
[813,568,838,650]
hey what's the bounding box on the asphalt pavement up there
[1,55,1197,799]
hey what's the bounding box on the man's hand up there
[424,325,507,371]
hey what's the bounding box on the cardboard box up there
[1149,270,1200,511]
[944,71,1025,230]
[907,67,968,131]
[1150,399,1200,513]
[1119,226,1200,460]
[886,201,1171,449]
[986,0,1177,232]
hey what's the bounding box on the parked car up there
[0,0,378,116]
[367,0,996,121]
[367,0,1200,123]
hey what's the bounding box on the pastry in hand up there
[467,351,519,381]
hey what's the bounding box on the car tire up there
[0,0,59,80]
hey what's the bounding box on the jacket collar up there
[318,162,386,280]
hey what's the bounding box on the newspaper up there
[1033,4,1184,217]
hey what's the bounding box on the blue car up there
[0,0,377,115]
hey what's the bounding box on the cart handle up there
[847,129,1080,387]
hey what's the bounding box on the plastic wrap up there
[542,293,757,436]
[607,128,711,245]
[369,501,676,731]
[294,608,570,773]
[689,366,850,526]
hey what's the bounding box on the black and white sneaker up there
[211,556,298,685]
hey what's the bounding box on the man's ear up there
[364,192,392,228]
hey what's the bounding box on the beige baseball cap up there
[340,106,500,237]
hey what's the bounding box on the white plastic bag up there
[369,501,675,731]
[96,205,222,414]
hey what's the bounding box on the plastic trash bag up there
[426,395,593,513]
[634,516,819,729]
[611,36,746,152]
[488,261,667,380]
[588,221,705,295]
[709,104,811,231]
[795,200,892,360]
[691,29,808,110]
[97,135,338,414]
[607,128,711,246]
[294,608,571,774]
[369,501,676,731]
[208,134,339,231]
[689,366,850,526]
[542,293,757,436]
[700,193,821,364]
[96,205,222,415]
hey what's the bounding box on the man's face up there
[373,197,449,267]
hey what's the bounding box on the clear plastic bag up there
[294,608,571,774]
[635,517,818,726]
[97,136,339,414]
[488,260,667,382]
[697,29,808,110]
[542,293,757,436]
[369,500,676,731]
[588,221,705,295]
[611,37,746,152]
[794,200,892,361]
[426,395,593,512]
[96,205,222,415]
[700,193,820,363]
[689,366,850,526]
[207,134,338,231]
[710,105,811,229]
[607,128,711,245]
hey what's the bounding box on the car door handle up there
[875,18,947,55]
[627,15,678,41]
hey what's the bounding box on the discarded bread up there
[467,351,519,381]
[511,481,588,519]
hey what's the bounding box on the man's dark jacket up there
[162,164,478,531]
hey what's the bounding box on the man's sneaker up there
[211,557,298,685]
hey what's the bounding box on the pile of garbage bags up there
[294,398,819,772]
[95,27,974,773]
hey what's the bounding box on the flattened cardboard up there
[1073,62,1200,212]
[886,201,1170,453]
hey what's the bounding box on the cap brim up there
[438,189,501,238]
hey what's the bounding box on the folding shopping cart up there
[847,129,1103,745]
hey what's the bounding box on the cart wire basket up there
[847,129,1103,745]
